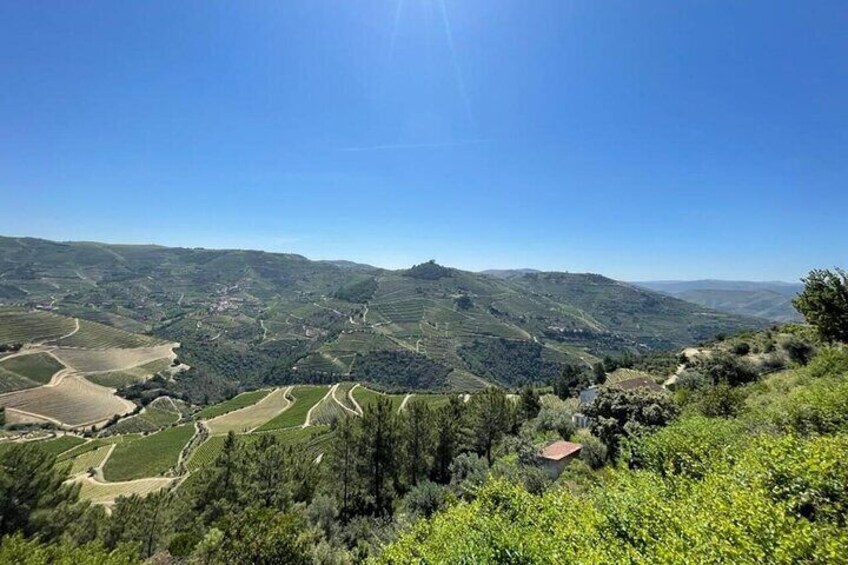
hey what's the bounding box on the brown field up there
[51,344,176,374]
[206,387,293,435]
[76,476,174,505]
[0,375,134,427]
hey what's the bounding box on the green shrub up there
[628,416,745,479]
[806,347,848,380]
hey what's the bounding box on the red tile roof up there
[539,440,582,461]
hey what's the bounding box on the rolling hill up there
[634,280,804,322]
[0,236,767,401]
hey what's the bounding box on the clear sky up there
[2,1,846,281]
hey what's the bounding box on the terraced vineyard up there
[256,385,328,431]
[67,444,113,475]
[0,309,77,345]
[333,382,359,413]
[103,424,195,481]
[57,436,131,462]
[309,390,349,425]
[195,389,270,419]
[0,375,135,427]
[52,344,175,374]
[351,386,406,414]
[206,387,292,435]
[0,352,65,384]
[78,477,174,505]
[187,425,332,471]
[106,397,186,434]
[85,357,174,388]
[0,352,67,393]
[56,318,166,349]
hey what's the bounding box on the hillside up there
[635,280,804,322]
[0,237,766,400]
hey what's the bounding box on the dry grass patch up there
[206,387,292,435]
[0,375,135,427]
[52,344,175,374]
[77,476,173,505]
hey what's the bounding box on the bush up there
[449,453,489,499]
[694,353,759,387]
[629,416,745,479]
[806,347,848,380]
[782,336,816,366]
[732,342,751,356]
[696,383,747,418]
[585,388,679,456]
[573,430,607,470]
[404,481,448,519]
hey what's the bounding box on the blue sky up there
[2,1,846,281]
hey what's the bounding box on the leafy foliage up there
[459,339,562,387]
[352,350,451,391]
[402,260,453,280]
[333,277,378,303]
[793,268,848,342]
[585,387,679,456]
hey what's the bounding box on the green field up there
[0,435,89,458]
[351,386,405,413]
[67,445,113,475]
[57,435,132,462]
[0,352,65,384]
[256,386,328,431]
[196,389,270,420]
[103,424,195,481]
[407,393,453,410]
[0,366,43,394]
[0,309,77,345]
[106,398,182,434]
[187,426,332,471]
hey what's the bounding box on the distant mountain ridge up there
[0,236,767,399]
[633,280,804,322]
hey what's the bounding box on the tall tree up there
[432,397,465,484]
[245,434,291,511]
[793,268,848,343]
[553,364,590,399]
[196,431,242,522]
[327,416,358,521]
[466,388,513,465]
[518,385,541,421]
[399,400,435,487]
[356,397,399,516]
[0,444,84,540]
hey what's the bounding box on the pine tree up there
[432,396,465,484]
[518,385,541,421]
[399,400,434,487]
[357,397,399,516]
[328,416,358,521]
[466,388,512,465]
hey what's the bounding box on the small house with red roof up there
[538,440,582,478]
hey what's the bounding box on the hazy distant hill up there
[634,280,804,322]
[0,236,766,399]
